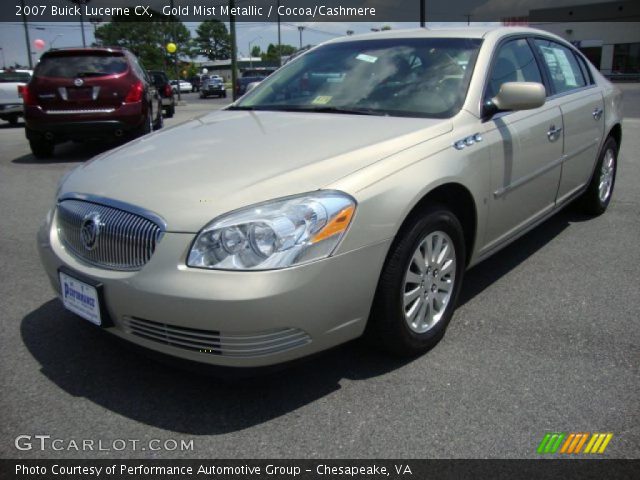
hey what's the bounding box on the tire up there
[579,136,618,215]
[133,110,153,138]
[164,104,175,118]
[29,139,54,158]
[153,110,163,130]
[367,205,466,356]
[200,92,206,99]
[8,114,19,125]
[223,91,227,98]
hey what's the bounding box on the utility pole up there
[170,0,180,101]
[230,0,238,100]
[297,26,305,49]
[420,0,425,27]
[277,1,282,66]
[69,0,90,47]
[20,0,32,68]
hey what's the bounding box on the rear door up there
[532,38,605,204]
[32,51,130,112]
[481,38,564,251]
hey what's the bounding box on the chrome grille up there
[57,199,163,271]
[121,317,311,357]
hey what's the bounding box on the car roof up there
[43,47,128,57]
[326,26,561,43]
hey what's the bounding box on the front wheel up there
[367,206,466,356]
[579,136,618,215]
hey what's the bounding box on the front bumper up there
[37,209,389,367]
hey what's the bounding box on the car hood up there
[60,110,452,232]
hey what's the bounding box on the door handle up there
[547,125,562,142]
[592,107,603,120]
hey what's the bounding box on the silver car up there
[38,27,622,368]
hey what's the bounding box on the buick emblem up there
[74,78,84,87]
[80,212,103,251]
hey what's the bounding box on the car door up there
[533,38,605,204]
[481,38,564,252]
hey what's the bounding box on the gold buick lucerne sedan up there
[38,27,623,368]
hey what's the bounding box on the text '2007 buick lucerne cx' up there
[38,27,622,368]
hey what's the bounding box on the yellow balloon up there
[166,42,177,53]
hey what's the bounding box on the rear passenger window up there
[534,39,587,94]
[485,39,543,100]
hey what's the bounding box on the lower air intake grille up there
[121,317,311,357]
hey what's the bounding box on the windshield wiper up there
[227,105,382,115]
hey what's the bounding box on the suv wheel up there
[153,107,163,130]
[165,104,175,118]
[29,139,55,159]
[367,205,466,356]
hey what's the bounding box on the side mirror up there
[490,82,546,113]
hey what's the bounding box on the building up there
[528,1,640,78]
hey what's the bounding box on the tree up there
[381,25,392,31]
[94,10,191,71]
[251,45,262,58]
[195,20,231,60]
[261,43,297,63]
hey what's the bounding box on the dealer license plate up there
[59,271,101,326]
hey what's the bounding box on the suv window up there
[534,39,587,94]
[486,38,543,101]
[35,53,128,78]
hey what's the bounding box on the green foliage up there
[194,20,231,60]
[251,45,262,57]
[261,44,297,63]
[93,10,191,71]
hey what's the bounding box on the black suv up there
[148,70,175,118]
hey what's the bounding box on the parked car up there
[200,77,226,98]
[24,47,162,158]
[38,27,622,368]
[235,76,263,97]
[170,80,192,94]
[0,69,32,124]
[148,70,175,118]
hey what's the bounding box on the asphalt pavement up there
[0,88,638,459]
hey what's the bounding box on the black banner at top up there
[5,0,640,23]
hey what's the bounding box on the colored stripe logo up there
[537,433,613,454]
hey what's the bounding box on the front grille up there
[121,316,311,357]
[57,199,163,271]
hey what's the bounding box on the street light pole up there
[297,26,305,49]
[277,0,282,66]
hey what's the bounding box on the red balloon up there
[34,39,46,50]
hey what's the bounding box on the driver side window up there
[485,38,543,102]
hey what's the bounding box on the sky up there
[0,21,425,69]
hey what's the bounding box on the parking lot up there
[0,86,638,459]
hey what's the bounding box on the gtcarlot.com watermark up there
[15,435,194,452]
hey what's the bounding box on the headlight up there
[187,191,356,270]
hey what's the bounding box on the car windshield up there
[35,53,128,78]
[235,38,482,118]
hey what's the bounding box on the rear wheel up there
[29,139,55,159]
[367,205,465,356]
[7,114,19,125]
[153,110,163,130]
[579,136,618,215]
[164,104,175,118]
